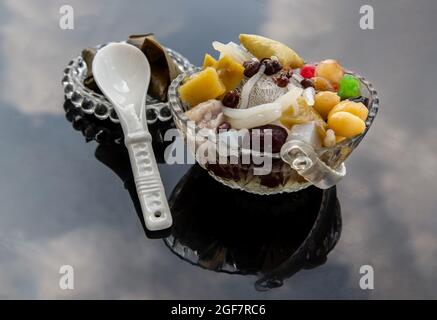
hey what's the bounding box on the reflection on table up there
[166,165,342,291]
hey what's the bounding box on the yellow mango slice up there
[203,53,217,68]
[328,112,365,138]
[214,55,244,92]
[328,100,369,121]
[178,67,226,107]
[239,34,304,68]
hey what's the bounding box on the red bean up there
[243,60,261,77]
[250,124,288,153]
[274,75,289,87]
[222,90,240,108]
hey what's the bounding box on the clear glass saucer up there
[62,42,194,125]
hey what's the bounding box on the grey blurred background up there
[0,0,436,299]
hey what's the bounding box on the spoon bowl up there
[93,43,150,128]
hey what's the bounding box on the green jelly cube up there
[338,74,361,100]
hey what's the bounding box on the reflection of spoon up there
[165,165,342,291]
[93,43,172,231]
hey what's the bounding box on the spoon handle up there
[125,131,173,231]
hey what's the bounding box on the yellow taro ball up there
[328,112,366,138]
[178,67,226,107]
[314,91,341,119]
[328,101,369,121]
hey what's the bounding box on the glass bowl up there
[168,66,379,195]
[61,42,194,125]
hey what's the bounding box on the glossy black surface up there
[1,0,437,299]
[166,165,341,292]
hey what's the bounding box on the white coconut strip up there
[239,64,266,109]
[212,41,252,64]
[223,102,280,119]
[227,42,255,61]
[228,109,282,129]
[224,102,282,129]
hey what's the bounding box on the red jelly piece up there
[300,65,316,79]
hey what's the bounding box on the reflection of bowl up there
[62,43,194,125]
[165,165,341,291]
[168,67,379,194]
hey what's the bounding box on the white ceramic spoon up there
[93,43,172,231]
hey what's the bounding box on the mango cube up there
[178,67,226,107]
[214,55,245,92]
[203,53,217,68]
